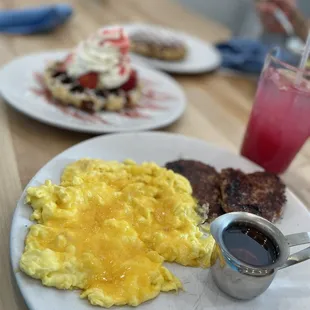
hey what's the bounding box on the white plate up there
[0,51,186,133]
[124,23,222,74]
[11,132,310,310]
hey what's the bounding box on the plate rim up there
[10,131,310,310]
[0,50,187,133]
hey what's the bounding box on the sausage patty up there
[220,169,286,222]
[165,160,223,221]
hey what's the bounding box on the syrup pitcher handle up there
[280,232,310,269]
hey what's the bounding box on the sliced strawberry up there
[78,72,98,89]
[120,70,137,91]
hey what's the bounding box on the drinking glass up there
[241,48,310,174]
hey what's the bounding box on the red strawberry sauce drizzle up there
[99,28,129,55]
[119,64,126,76]
[59,53,74,71]
[31,72,176,122]
[142,89,176,101]
[120,110,150,119]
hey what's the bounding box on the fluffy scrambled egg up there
[20,159,215,308]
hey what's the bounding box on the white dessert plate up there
[11,132,310,310]
[0,51,186,133]
[123,23,222,74]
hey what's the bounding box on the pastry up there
[130,27,187,61]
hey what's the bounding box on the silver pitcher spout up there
[210,212,310,300]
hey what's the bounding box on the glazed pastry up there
[130,27,187,61]
[44,27,141,112]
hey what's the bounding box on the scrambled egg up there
[20,159,215,308]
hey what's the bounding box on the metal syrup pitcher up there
[210,212,310,300]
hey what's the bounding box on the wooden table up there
[1,0,310,309]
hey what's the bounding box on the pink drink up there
[241,67,310,174]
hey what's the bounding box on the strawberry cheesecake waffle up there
[44,27,141,112]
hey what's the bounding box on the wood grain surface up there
[0,1,309,309]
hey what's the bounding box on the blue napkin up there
[0,4,73,34]
[216,38,300,74]
[216,39,268,74]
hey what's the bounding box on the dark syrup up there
[223,223,279,267]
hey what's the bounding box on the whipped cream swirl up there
[67,27,131,89]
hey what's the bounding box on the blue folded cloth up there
[216,38,300,74]
[0,4,73,34]
[216,39,268,74]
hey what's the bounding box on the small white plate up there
[11,132,310,310]
[124,23,222,74]
[0,51,186,133]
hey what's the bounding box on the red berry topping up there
[78,72,98,89]
[120,70,137,91]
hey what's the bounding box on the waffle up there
[43,62,141,112]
